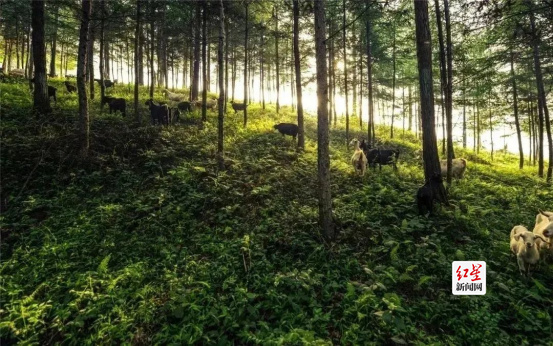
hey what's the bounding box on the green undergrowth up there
[1,81,552,345]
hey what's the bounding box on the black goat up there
[416,173,443,215]
[101,95,116,107]
[48,86,57,104]
[273,123,299,140]
[366,148,400,170]
[108,98,126,117]
[177,101,192,113]
[64,81,76,93]
[95,79,116,88]
[231,101,246,113]
[145,99,169,125]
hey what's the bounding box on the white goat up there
[532,210,553,253]
[163,89,186,102]
[440,158,467,179]
[349,139,368,176]
[510,225,548,275]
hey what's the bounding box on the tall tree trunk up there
[104,40,110,79]
[314,0,334,240]
[477,99,480,154]
[328,19,334,125]
[274,5,280,113]
[408,86,413,131]
[88,22,95,99]
[207,26,211,92]
[78,0,91,156]
[260,28,265,110]
[527,0,552,181]
[99,0,106,104]
[462,79,466,148]
[359,46,363,128]
[217,0,225,170]
[134,0,142,122]
[231,43,236,101]
[343,0,349,145]
[366,15,374,146]
[488,90,493,161]
[243,2,249,127]
[191,3,201,100]
[49,5,59,77]
[390,25,396,139]
[293,0,305,150]
[225,16,230,112]
[414,0,447,204]
[444,0,454,181]
[149,0,155,99]
[202,0,208,121]
[31,0,51,114]
[510,50,523,169]
[26,20,32,79]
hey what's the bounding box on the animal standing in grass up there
[350,139,368,176]
[273,123,299,140]
[64,81,76,93]
[510,225,547,276]
[416,173,443,215]
[440,158,467,179]
[164,89,187,102]
[532,210,553,254]
[231,101,246,114]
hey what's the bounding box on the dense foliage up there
[1,81,552,344]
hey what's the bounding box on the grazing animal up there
[194,99,217,110]
[510,225,548,276]
[273,123,299,140]
[440,158,467,179]
[107,98,126,117]
[533,210,553,253]
[29,78,56,104]
[47,86,57,104]
[350,139,368,176]
[359,139,371,152]
[64,81,76,93]
[231,101,246,113]
[9,69,25,77]
[416,173,443,215]
[145,99,170,125]
[95,79,116,88]
[366,148,400,170]
[164,89,187,102]
[177,101,192,113]
[101,95,116,108]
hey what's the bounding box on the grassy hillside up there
[1,80,552,345]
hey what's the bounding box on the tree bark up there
[243,2,249,126]
[31,0,51,115]
[149,0,155,99]
[444,0,454,181]
[134,0,142,122]
[390,25,396,139]
[293,0,305,150]
[218,0,225,170]
[49,5,59,77]
[366,15,374,146]
[78,0,91,156]
[88,19,95,99]
[527,0,552,181]
[99,0,106,104]
[314,0,334,240]
[343,0,349,145]
[414,0,447,204]
[274,5,280,113]
[510,50,523,169]
[202,0,208,121]
[191,3,201,100]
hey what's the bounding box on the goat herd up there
[510,210,553,276]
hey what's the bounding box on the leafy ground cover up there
[1,80,552,344]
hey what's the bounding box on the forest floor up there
[1,79,553,345]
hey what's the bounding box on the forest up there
[1,0,552,344]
